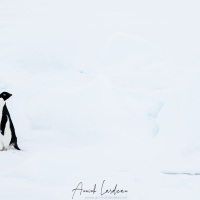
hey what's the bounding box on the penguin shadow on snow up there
[0,92,20,151]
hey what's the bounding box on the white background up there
[0,0,200,199]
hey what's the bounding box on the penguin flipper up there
[12,143,20,150]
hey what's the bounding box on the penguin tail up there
[13,143,20,150]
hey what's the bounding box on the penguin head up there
[0,92,12,101]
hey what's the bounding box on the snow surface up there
[1,0,200,199]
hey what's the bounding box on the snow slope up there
[1,0,200,199]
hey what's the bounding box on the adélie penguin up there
[0,92,20,150]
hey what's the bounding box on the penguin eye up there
[3,94,5,96]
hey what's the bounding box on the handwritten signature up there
[72,180,128,199]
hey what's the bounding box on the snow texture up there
[1,0,200,199]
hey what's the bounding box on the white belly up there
[0,116,12,150]
[0,99,5,124]
[0,99,6,150]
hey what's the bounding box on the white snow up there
[1,0,200,199]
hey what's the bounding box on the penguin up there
[0,92,20,150]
